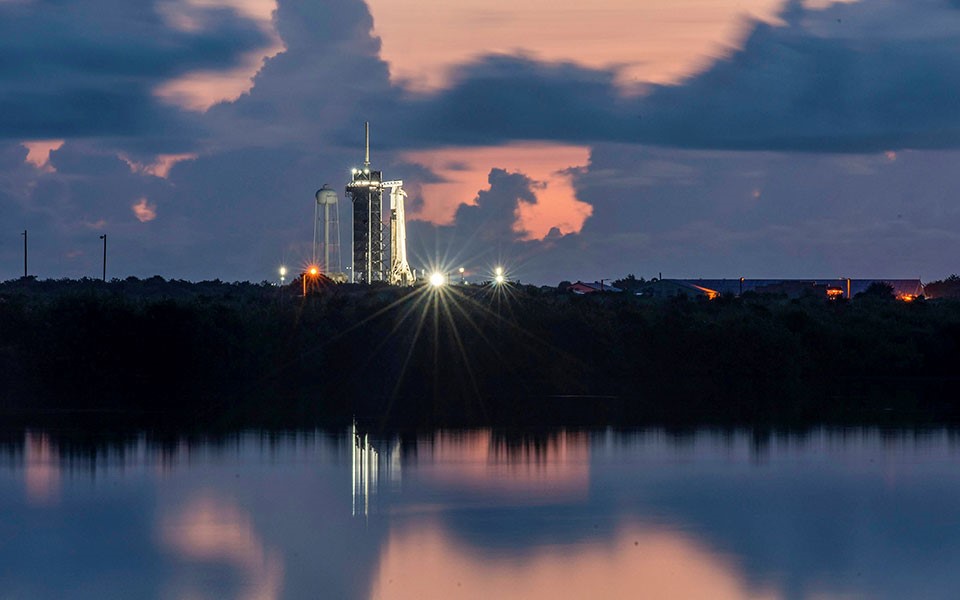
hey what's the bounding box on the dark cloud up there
[0,141,28,170]
[387,0,960,153]
[635,0,960,151]
[454,168,537,240]
[562,143,960,281]
[406,168,562,274]
[205,0,393,151]
[386,55,625,148]
[0,0,269,144]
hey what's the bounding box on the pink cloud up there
[21,139,64,173]
[132,197,158,222]
[160,493,284,600]
[154,0,283,111]
[81,219,108,230]
[120,153,198,178]
[367,0,784,92]
[372,521,781,600]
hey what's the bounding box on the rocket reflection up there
[351,428,589,517]
[353,424,403,518]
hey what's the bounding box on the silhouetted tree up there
[856,281,896,300]
[926,275,960,299]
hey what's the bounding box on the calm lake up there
[2,427,959,599]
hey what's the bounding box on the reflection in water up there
[160,492,284,600]
[352,424,403,517]
[416,430,589,501]
[1,427,959,599]
[371,521,778,600]
[24,431,60,505]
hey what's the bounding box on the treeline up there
[925,274,960,299]
[1,276,960,427]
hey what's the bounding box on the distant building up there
[635,278,924,300]
[635,279,717,299]
[567,281,623,294]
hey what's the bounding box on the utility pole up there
[99,234,106,281]
[21,230,27,278]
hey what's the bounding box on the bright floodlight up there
[429,272,446,287]
[279,266,287,277]
[309,266,319,276]
[495,266,503,276]
[495,274,505,284]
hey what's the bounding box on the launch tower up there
[346,122,384,283]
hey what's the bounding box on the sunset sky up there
[3,0,959,284]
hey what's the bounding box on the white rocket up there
[383,180,414,285]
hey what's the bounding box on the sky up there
[2,0,960,285]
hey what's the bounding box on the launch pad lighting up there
[309,266,319,276]
[279,266,287,277]
[495,274,505,284]
[429,272,446,287]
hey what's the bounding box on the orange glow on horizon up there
[401,143,592,240]
[690,284,719,300]
[371,520,781,600]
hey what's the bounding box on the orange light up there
[308,267,319,276]
[690,284,719,300]
[897,294,916,303]
[826,287,844,299]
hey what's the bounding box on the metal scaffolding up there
[346,122,384,284]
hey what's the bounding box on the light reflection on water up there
[1,428,959,599]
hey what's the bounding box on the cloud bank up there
[390,0,960,153]
[3,0,960,284]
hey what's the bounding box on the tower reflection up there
[352,424,402,517]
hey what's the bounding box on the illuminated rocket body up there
[386,182,414,285]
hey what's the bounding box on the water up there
[2,427,960,599]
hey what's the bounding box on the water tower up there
[314,184,341,275]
